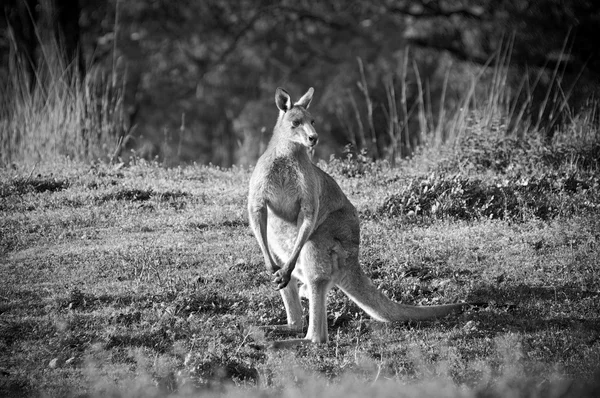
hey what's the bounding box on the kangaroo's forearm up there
[283,194,321,271]
[259,233,277,272]
[249,206,277,272]
[281,211,318,274]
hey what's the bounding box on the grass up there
[1,28,600,397]
[1,129,600,397]
[0,29,126,166]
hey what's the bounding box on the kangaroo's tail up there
[336,266,467,322]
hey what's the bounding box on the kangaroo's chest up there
[264,157,305,222]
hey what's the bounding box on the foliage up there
[439,109,600,175]
[377,97,600,222]
[321,145,389,178]
[1,4,600,397]
[379,171,599,222]
[2,0,600,166]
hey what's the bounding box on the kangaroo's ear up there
[275,87,292,112]
[295,87,314,109]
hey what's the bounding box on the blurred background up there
[1,0,599,167]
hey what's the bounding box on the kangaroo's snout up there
[304,121,318,148]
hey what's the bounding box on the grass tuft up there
[0,176,70,197]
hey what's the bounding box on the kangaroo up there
[247,87,467,347]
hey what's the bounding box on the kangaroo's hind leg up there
[269,236,338,348]
[299,236,339,344]
[303,277,332,343]
[257,245,304,339]
[259,275,304,338]
[279,275,304,332]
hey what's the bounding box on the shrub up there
[322,145,388,178]
[379,172,598,222]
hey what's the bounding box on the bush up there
[379,172,598,222]
[321,145,388,178]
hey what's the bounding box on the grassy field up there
[1,123,599,397]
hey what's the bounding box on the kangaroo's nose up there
[308,134,319,146]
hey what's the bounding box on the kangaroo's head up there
[274,87,318,148]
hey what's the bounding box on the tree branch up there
[182,9,264,75]
[386,2,486,19]
[276,5,377,45]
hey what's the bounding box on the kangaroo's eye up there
[311,120,315,125]
[291,120,300,128]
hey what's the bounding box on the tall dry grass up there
[1,29,595,170]
[351,35,595,167]
[0,31,125,166]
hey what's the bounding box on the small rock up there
[65,357,75,365]
[49,358,59,369]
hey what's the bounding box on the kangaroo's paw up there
[272,269,292,289]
